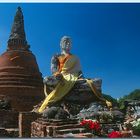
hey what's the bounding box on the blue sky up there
[0,3,140,98]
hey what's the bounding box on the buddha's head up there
[60,36,72,54]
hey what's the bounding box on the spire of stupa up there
[7,7,30,50]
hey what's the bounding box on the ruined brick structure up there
[0,7,44,111]
[31,118,93,138]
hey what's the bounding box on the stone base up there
[31,118,90,138]
[19,112,41,137]
[0,110,18,128]
[5,128,19,137]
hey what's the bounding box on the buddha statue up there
[38,36,112,113]
[43,36,83,93]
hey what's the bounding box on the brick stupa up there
[0,7,44,111]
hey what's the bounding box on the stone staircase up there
[31,118,93,138]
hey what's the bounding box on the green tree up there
[102,93,118,106]
[118,89,140,109]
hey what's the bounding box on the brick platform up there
[31,118,92,138]
[5,128,19,137]
[0,110,18,128]
[19,112,41,137]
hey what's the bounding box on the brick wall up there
[0,110,19,128]
[19,112,41,137]
[31,118,89,138]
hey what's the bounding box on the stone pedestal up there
[19,112,41,137]
[0,110,18,128]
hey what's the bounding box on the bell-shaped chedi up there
[0,7,44,111]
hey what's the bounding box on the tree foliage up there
[118,89,140,109]
[102,89,140,109]
[119,89,140,101]
[102,93,118,106]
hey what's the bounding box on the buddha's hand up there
[55,73,63,81]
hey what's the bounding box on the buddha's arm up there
[51,54,60,75]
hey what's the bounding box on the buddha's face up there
[60,36,72,54]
